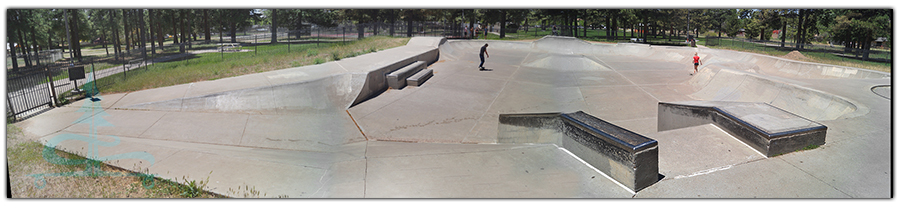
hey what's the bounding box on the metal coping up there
[659,102,827,139]
[560,112,657,152]
[712,105,827,138]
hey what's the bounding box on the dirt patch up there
[782,50,810,61]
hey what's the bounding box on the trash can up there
[179,43,186,53]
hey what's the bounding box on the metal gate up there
[6,63,90,122]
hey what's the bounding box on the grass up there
[703,37,891,73]
[6,124,225,198]
[95,36,409,93]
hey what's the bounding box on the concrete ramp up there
[700,49,889,79]
[522,54,613,71]
[125,73,363,114]
[689,65,865,121]
[438,40,531,61]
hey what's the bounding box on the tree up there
[270,9,277,43]
[402,9,425,37]
[830,9,891,59]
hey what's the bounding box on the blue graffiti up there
[29,71,158,189]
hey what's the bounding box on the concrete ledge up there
[406,68,433,87]
[387,61,427,89]
[498,111,659,192]
[350,42,439,107]
[658,101,827,157]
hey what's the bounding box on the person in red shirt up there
[692,52,702,75]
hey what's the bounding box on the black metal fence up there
[6,62,97,121]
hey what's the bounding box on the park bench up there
[218,43,242,52]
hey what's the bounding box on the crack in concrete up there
[386,116,477,133]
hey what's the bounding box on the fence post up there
[255,35,258,55]
[123,60,127,80]
[7,93,17,122]
[46,67,59,107]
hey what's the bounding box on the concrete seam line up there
[137,112,168,138]
[335,61,349,72]
[237,115,251,147]
[106,92,130,109]
[713,124,767,158]
[672,164,733,180]
[346,110,368,141]
[594,55,661,103]
[181,83,193,111]
[555,145,636,195]
[461,51,527,142]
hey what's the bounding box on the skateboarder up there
[692,52,702,75]
[479,43,489,70]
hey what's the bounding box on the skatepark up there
[15,36,891,198]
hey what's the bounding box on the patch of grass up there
[7,124,225,198]
[95,36,409,93]
[707,38,891,73]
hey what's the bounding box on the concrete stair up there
[387,61,427,89]
[406,68,433,87]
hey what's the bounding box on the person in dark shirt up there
[479,43,489,70]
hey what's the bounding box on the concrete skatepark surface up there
[14,36,891,198]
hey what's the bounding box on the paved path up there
[14,36,892,198]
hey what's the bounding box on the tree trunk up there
[72,11,82,61]
[186,10,193,48]
[113,15,121,62]
[171,10,178,44]
[123,9,131,53]
[605,15,611,40]
[30,27,41,65]
[156,10,164,46]
[230,11,237,43]
[407,18,413,37]
[358,22,365,39]
[182,10,189,47]
[583,11,588,38]
[149,9,156,54]
[389,11,396,36]
[9,35,19,70]
[499,10,506,39]
[780,20,786,47]
[271,9,277,43]
[139,9,147,60]
[19,29,32,67]
[796,9,804,49]
[9,20,21,70]
[103,30,109,56]
[204,9,211,42]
